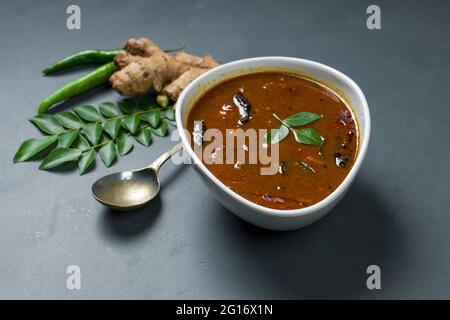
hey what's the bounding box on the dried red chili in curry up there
[187,72,359,210]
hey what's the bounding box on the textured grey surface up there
[0,0,449,299]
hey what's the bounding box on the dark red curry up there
[187,72,358,210]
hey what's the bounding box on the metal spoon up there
[92,143,183,210]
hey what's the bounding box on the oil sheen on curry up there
[187,72,358,210]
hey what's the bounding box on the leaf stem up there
[79,140,110,153]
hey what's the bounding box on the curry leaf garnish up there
[294,128,323,145]
[13,97,174,175]
[266,125,289,144]
[283,112,321,127]
[268,112,324,146]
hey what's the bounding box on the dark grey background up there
[0,0,448,299]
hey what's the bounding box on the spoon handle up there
[148,143,183,172]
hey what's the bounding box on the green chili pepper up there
[38,62,118,114]
[43,43,186,75]
[43,50,121,75]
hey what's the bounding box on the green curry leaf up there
[271,112,324,146]
[141,109,160,128]
[266,125,289,144]
[116,134,134,156]
[78,150,95,175]
[29,115,65,135]
[283,112,321,127]
[118,99,137,114]
[74,104,103,122]
[55,112,83,129]
[163,107,175,121]
[99,102,120,118]
[58,129,79,148]
[134,127,152,147]
[151,120,168,137]
[102,118,121,139]
[140,96,158,110]
[82,123,102,145]
[13,135,58,163]
[294,128,323,145]
[99,141,117,167]
[74,135,91,150]
[39,148,82,170]
[122,114,140,134]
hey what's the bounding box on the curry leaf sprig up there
[14,98,176,175]
[266,112,324,145]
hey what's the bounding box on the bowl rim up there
[176,56,371,217]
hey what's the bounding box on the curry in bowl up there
[187,71,358,210]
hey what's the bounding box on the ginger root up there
[110,38,219,103]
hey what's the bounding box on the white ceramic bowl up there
[176,57,370,230]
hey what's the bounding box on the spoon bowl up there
[91,143,182,211]
[92,168,160,210]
